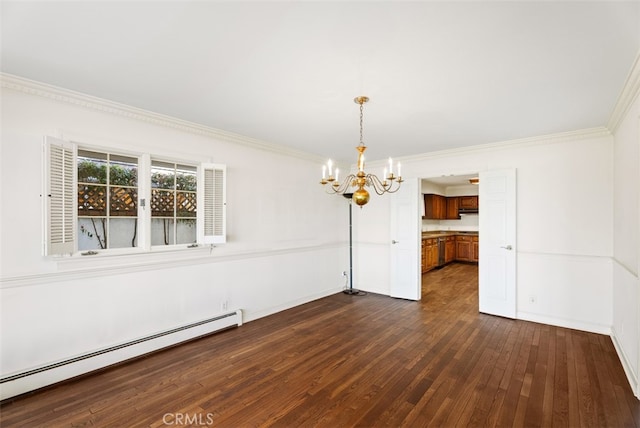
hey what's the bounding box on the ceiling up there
[424,174,479,187]
[2,1,639,164]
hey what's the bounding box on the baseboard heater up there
[0,309,242,401]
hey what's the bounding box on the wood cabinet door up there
[445,240,455,263]
[424,194,446,219]
[472,236,479,262]
[424,195,435,218]
[426,241,435,269]
[446,197,460,219]
[459,196,478,209]
[435,196,446,219]
[432,242,439,267]
[456,240,471,261]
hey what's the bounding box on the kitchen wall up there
[422,213,479,232]
[436,214,479,232]
[0,75,348,396]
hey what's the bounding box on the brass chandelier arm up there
[321,172,404,196]
[321,174,358,194]
[367,173,404,195]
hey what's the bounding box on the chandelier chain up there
[359,101,364,147]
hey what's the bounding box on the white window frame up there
[149,159,199,249]
[43,136,227,257]
[76,148,140,253]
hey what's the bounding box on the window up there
[77,150,138,251]
[151,161,197,246]
[43,136,226,256]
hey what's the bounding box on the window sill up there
[55,245,218,272]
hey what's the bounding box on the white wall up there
[354,129,614,334]
[611,69,640,396]
[0,77,348,394]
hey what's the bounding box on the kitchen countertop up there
[422,231,479,239]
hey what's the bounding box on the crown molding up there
[0,73,325,163]
[0,72,619,167]
[608,52,640,133]
[390,126,612,166]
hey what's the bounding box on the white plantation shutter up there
[197,163,226,244]
[43,136,77,255]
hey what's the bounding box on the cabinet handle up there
[500,245,513,251]
[391,240,400,244]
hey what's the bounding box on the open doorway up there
[388,169,515,314]
[420,173,480,306]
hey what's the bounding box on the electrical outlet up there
[222,300,228,311]
[529,295,536,304]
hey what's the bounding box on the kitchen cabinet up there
[445,236,456,263]
[455,235,479,263]
[459,196,479,210]
[422,238,439,272]
[425,194,477,219]
[472,236,479,262]
[423,233,478,273]
[455,235,472,261]
[426,238,438,270]
[421,239,427,273]
[446,197,460,220]
[424,194,446,219]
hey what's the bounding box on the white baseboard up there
[517,311,611,335]
[611,326,640,399]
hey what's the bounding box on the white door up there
[390,177,421,300]
[479,169,517,318]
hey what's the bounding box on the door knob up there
[391,240,400,244]
[500,245,513,250]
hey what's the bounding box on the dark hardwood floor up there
[2,263,639,427]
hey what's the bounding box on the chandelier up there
[320,96,403,206]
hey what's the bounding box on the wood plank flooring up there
[2,263,639,427]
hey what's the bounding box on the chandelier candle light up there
[320,96,403,206]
